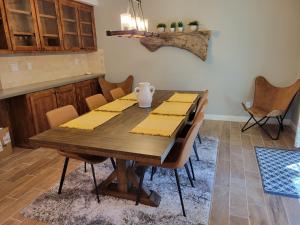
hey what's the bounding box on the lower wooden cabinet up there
[9,78,100,147]
[75,80,93,114]
[55,84,78,110]
[28,89,58,134]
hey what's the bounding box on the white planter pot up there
[170,28,175,32]
[157,27,165,33]
[190,25,198,31]
[178,27,184,32]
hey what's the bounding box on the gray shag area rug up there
[22,137,219,225]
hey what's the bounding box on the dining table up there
[30,90,204,207]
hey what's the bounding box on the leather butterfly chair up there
[99,75,133,102]
[85,94,108,111]
[110,87,126,100]
[46,105,116,203]
[241,76,300,140]
[135,113,205,217]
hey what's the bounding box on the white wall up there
[95,0,300,118]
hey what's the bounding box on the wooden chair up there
[241,76,300,140]
[85,94,107,111]
[99,75,133,102]
[136,113,205,217]
[110,87,126,100]
[46,105,116,203]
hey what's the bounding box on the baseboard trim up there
[205,114,292,126]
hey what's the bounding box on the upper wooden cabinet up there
[59,1,96,51]
[0,0,97,53]
[78,3,96,50]
[3,0,41,51]
[59,0,80,50]
[34,0,63,50]
[0,0,12,53]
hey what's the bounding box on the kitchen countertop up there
[0,73,105,100]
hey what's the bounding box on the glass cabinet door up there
[35,0,63,50]
[3,0,41,51]
[0,0,11,52]
[78,4,96,50]
[59,0,80,50]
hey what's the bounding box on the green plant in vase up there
[157,23,166,33]
[170,22,176,32]
[178,21,184,32]
[188,21,199,31]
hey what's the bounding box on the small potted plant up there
[170,22,176,32]
[177,21,184,32]
[157,23,166,33]
[188,21,199,31]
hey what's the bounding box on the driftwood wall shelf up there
[140,30,211,61]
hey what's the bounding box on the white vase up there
[134,82,155,108]
[170,28,175,32]
[157,27,165,33]
[190,25,198,31]
[178,27,184,32]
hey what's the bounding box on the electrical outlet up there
[10,63,19,72]
[245,101,252,108]
[27,62,32,70]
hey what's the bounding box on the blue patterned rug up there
[255,147,300,198]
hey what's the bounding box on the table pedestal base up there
[99,159,161,207]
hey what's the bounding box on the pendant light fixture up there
[107,0,157,38]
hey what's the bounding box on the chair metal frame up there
[241,90,297,140]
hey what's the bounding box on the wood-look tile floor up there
[0,120,298,225]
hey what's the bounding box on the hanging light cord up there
[138,0,147,31]
[127,0,147,31]
[129,0,139,30]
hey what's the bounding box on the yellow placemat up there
[151,101,193,116]
[130,114,185,137]
[95,99,137,112]
[60,111,120,130]
[120,92,137,101]
[167,93,199,103]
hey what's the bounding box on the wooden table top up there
[30,90,203,165]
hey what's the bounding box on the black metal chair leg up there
[91,164,100,203]
[189,157,195,181]
[252,116,282,140]
[241,115,267,132]
[184,164,194,187]
[136,166,146,205]
[150,167,157,181]
[110,158,116,170]
[193,142,200,161]
[84,162,87,173]
[174,169,186,217]
[197,133,202,144]
[58,157,69,194]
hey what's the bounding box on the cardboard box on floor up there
[0,127,12,158]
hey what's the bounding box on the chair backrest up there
[85,94,107,111]
[176,112,204,168]
[46,105,78,128]
[253,76,300,114]
[110,87,126,100]
[195,90,208,116]
[99,75,133,102]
